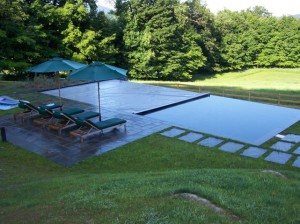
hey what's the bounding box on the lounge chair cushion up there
[37,103,63,116]
[70,117,127,142]
[73,111,99,126]
[18,101,38,111]
[87,118,126,130]
[39,103,63,110]
[52,107,84,119]
[14,101,62,123]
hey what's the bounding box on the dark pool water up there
[145,95,300,145]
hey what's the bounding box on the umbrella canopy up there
[27,57,86,103]
[26,57,85,73]
[68,61,127,81]
[68,61,127,120]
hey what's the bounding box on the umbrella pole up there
[98,81,101,121]
[56,72,62,106]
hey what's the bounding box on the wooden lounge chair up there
[13,101,62,124]
[32,103,65,126]
[43,107,84,128]
[48,111,99,135]
[70,118,127,143]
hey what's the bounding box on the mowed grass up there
[1,134,300,224]
[193,68,300,91]
[1,69,300,223]
[138,68,300,94]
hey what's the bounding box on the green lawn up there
[1,69,300,223]
[193,68,300,91]
[138,68,300,94]
[1,134,300,223]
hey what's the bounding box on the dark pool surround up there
[134,93,211,115]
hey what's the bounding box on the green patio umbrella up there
[26,57,86,103]
[68,61,127,120]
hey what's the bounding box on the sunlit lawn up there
[192,68,300,91]
[1,133,300,223]
[138,68,300,94]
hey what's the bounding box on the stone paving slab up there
[178,132,204,143]
[198,137,224,148]
[282,134,300,143]
[270,141,295,152]
[160,128,186,138]
[1,102,170,166]
[292,157,300,168]
[44,80,204,114]
[264,152,292,164]
[240,147,267,158]
[219,142,245,153]
[293,146,300,155]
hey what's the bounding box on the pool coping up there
[134,93,210,115]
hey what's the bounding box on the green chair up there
[14,101,62,124]
[32,103,64,126]
[70,118,127,143]
[42,107,84,128]
[48,111,99,135]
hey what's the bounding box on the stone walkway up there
[0,100,170,166]
[161,128,300,169]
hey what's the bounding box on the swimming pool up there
[145,95,300,145]
[43,80,208,114]
[43,81,300,146]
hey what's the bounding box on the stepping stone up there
[178,132,204,143]
[264,152,292,164]
[292,157,300,168]
[270,141,295,152]
[293,146,300,155]
[241,147,267,158]
[160,128,185,138]
[282,134,300,143]
[198,137,224,148]
[219,142,244,153]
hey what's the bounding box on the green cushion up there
[90,118,126,130]
[18,101,38,111]
[52,107,84,119]
[40,103,63,110]
[74,111,99,126]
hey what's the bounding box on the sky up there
[204,0,300,16]
[97,0,300,17]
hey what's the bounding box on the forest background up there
[0,0,299,81]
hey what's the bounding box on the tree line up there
[0,0,299,80]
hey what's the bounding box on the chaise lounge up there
[70,118,127,143]
[40,107,85,127]
[14,101,62,124]
[48,111,99,135]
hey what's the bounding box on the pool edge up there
[134,92,210,115]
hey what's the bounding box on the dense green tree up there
[0,0,52,75]
[216,7,300,70]
[215,9,257,70]
[1,0,299,79]
[123,0,206,80]
[113,0,130,68]
[257,16,300,67]
[61,2,117,63]
[183,0,222,72]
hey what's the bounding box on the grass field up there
[1,68,300,223]
[193,68,300,91]
[138,68,300,94]
[1,134,300,223]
